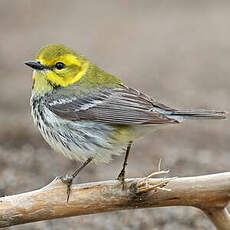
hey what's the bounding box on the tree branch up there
[204,208,230,230]
[0,172,230,229]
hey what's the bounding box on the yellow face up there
[26,44,89,91]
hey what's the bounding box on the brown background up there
[0,1,229,229]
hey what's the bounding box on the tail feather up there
[169,110,226,120]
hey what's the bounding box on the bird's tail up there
[167,110,226,121]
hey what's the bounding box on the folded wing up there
[45,85,178,125]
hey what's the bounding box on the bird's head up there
[25,44,89,91]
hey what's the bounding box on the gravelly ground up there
[0,1,229,229]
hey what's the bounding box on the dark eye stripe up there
[55,62,65,70]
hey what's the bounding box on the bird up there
[25,44,226,201]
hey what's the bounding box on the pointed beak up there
[24,60,45,70]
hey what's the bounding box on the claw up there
[60,175,73,202]
[117,169,125,190]
[58,158,93,202]
[66,183,71,203]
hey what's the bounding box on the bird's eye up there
[55,62,65,70]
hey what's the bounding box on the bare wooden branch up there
[204,208,230,230]
[0,172,230,229]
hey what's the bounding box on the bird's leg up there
[117,141,133,189]
[60,157,93,202]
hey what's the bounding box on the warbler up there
[25,44,225,201]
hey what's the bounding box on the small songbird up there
[25,44,226,201]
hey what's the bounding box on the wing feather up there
[45,85,177,125]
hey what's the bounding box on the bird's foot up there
[116,168,126,190]
[60,175,74,202]
[59,157,93,202]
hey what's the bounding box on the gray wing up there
[45,85,178,125]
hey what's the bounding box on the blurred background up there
[0,0,229,229]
